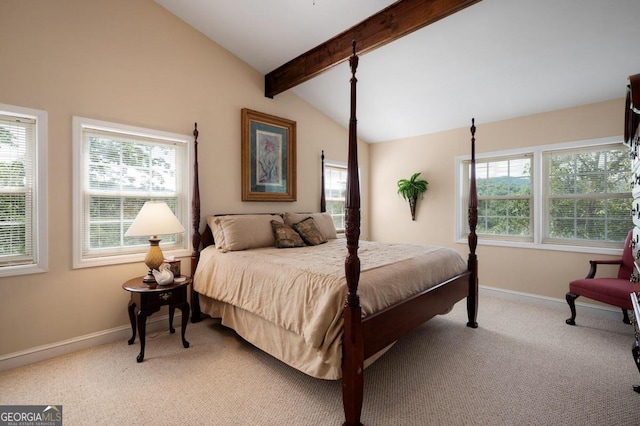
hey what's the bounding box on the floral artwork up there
[256,130,282,186]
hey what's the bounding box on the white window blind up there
[543,144,630,245]
[324,163,347,231]
[0,114,36,267]
[0,103,47,277]
[73,117,190,268]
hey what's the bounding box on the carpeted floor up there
[1,294,639,425]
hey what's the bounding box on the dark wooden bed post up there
[342,41,364,426]
[321,150,327,213]
[467,119,479,328]
[190,123,203,323]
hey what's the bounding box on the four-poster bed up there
[189,43,478,426]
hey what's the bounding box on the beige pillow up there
[283,212,337,239]
[207,214,284,251]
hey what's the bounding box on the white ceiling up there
[155,0,640,143]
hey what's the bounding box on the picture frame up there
[241,108,297,202]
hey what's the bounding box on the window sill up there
[455,238,623,256]
[72,248,192,270]
[0,264,47,278]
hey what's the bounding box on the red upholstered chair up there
[566,230,635,325]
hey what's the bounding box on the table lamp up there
[125,201,185,284]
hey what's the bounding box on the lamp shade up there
[125,201,185,237]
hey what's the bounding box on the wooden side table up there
[122,276,191,362]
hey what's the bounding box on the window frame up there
[72,117,191,269]
[462,153,534,243]
[324,160,348,233]
[542,145,630,247]
[456,136,629,255]
[0,103,48,277]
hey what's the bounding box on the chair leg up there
[566,292,579,325]
[623,309,631,325]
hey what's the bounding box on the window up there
[457,137,631,253]
[544,146,630,245]
[324,162,347,232]
[466,154,533,242]
[0,104,47,277]
[73,117,191,268]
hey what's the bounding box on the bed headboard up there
[191,138,330,261]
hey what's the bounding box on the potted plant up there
[397,172,429,220]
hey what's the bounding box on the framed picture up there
[241,108,297,201]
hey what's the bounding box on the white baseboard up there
[0,313,183,372]
[479,285,626,322]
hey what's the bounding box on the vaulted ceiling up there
[155,0,640,143]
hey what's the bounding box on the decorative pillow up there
[208,214,284,251]
[292,217,327,246]
[271,220,305,248]
[283,212,337,239]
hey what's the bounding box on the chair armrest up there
[586,259,623,278]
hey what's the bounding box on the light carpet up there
[1,294,639,425]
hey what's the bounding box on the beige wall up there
[370,99,625,301]
[0,0,369,358]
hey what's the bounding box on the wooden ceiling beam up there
[264,0,481,98]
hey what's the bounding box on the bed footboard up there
[361,272,471,358]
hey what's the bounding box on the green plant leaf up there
[397,172,428,200]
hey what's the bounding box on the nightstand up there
[122,276,191,362]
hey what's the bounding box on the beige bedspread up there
[194,239,467,378]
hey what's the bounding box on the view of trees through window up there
[0,118,31,261]
[476,157,532,238]
[83,131,181,256]
[465,143,631,246]
[545,148,630,242]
